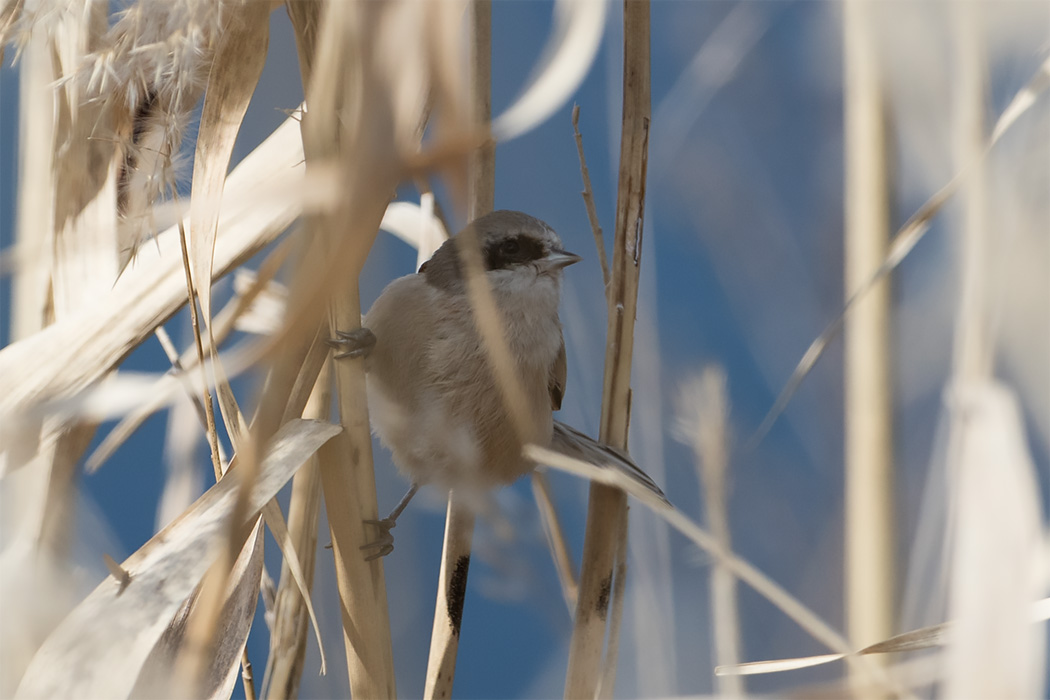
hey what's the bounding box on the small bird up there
[330,210,665,558]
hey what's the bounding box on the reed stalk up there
[565,1,650,696]
[843,3,895,697]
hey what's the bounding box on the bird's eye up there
[502,239,520,255]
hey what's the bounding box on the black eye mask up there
[482,234,546,271]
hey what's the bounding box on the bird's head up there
[421,210,582,293]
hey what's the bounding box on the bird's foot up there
[327,327,376,360]
[360,517,397,561]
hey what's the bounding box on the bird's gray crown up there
[420,210,563,292]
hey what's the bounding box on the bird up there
[329,210,666,558]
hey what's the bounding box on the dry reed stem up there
[5,38,65,683]
[843,2,895,693]
[531,471,579,613]
[240,649,256,700]
[13,0,117,574]
[571,104,610,293]
[424,496,476,700]
[595,507,628,700]
[468,0,494,220]
[425,3,493,695]
[288,1,425,693]
[950,3,992,383]
[12,18,54,342]
[175,200,224,482]
[170,198,233,697]
[565,1,649,696]
[263,360,331,699]
[688,368,743,697]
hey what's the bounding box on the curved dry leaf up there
[190,0,271,323]
[233,270,288,336]
[526,444,891,684]
[131,522,265,700]
[259,499,327,675]
[715,598,1050,678]
[990,56,1050,143]
[490,0,606,141]
[0,115,305,427]
[14,419,340,700]
[716,653,846,677]
[379,198,448,270]
[945,382,1046,698]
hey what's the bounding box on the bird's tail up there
[547,421,670,506]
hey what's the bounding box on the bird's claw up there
[327,327,376,360]
[361,517,396,561]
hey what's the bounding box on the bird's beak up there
[541,247,583,272]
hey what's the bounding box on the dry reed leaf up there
[189,0,270,324]
[490,0,606,141]
[157,391,206,530]
[13,419,339,700]
[220,198,446,336]
[944,381,1046,699]
[130,522,265,700]
[528,444,903,694]
[715,625,946,677]
[717,598,1050,678]
[155,312,328,683]
[259,499,327,675]
[262,365,329,700]
[0,115,305,429]
[233,270,288,336]
[174,338,327,692]
[530,470,578,614]
[990,55,1050,143]
[380,198,449,271]
[720,654,849,677]
[85,240,295,473]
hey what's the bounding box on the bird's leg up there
[361,482,420,561]
[327,327,376,360]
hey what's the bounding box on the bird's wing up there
[548,421,670,505]
[548,332,567,411]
